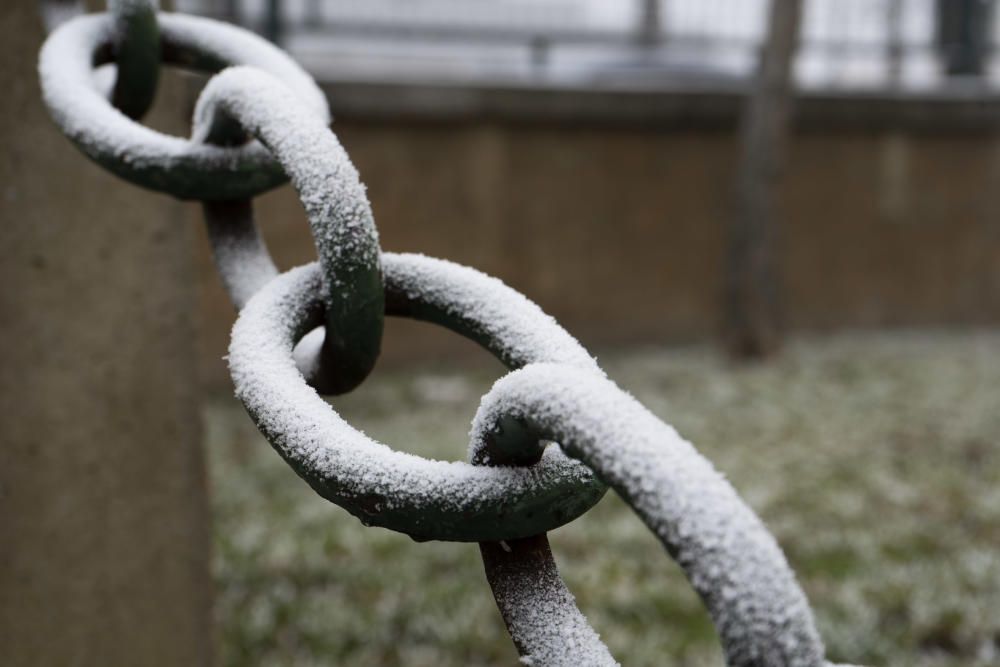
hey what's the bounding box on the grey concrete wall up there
[0,3,212,665]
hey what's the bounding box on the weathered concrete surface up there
[193,118,1000,386]
[0,3,212,665]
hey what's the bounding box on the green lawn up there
[206,331,1000,666]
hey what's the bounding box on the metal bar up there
[474,400,616,666]
[264,0,282,44]
[108,0,160,120]
[202,199,279,310]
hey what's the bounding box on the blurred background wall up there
[183,0,1000,387]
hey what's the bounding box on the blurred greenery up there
[207,331,1000,666]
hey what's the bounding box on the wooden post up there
[725,0,802,359]
[0,2,213,664]
[636,0,662,48]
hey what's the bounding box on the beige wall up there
[0,3,212,665]
[193,119,1000,387]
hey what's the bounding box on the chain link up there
[194,66,383,393]
[227,255,607,542]
[38,6,852,665]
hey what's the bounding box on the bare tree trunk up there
[935,0,995,77]
[886,0,904,87]
[636,0,662,48]
[725,0,802,359]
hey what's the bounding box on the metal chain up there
[37,6,856,665]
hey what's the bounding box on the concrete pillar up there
[0,2,213,665]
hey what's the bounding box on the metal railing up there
[175,0,1000,91]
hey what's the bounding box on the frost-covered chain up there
[38,7,854,666]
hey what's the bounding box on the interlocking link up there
[107,0,159,120]
[194,67,383,393]
[39,12,328,200]
[227,255,607,542]
[471,364,829,666]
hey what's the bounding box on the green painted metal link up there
[227,255,607,542]
[39,13,330,200]
[194,67,383,394]
[108,0,159,120]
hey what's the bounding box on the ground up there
[206,330,1000,666]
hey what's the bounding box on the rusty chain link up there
[38,5,856,665]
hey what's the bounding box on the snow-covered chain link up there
[228,256,607,542]
[471,366,835,666]
[39,11,328,200]
[193,66,383,394]
[37,7,855,665]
